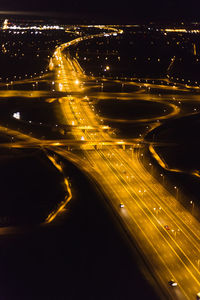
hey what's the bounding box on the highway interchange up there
[1,25,200,299]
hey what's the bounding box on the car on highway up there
[119,203,124,208]
[168,280,177,287]
[164,225,170,230]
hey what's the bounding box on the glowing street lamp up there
[160,173,164,183]
[190,200,194,213]
[75,79,79,85]
[174,186,178,199]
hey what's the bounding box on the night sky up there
[0,0,199,23]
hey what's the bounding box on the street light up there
[190,200,194,213]
[75,79,79,85]
[174,186,178,199]
[160,173,164,184]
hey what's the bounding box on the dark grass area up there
[155,144,200,171]
[144,112,200,215]
[0,98,72,140]
[96,99,169,120]
[95,99,168,139]
[0,149,65,225]
[108,122,149,139]
[180,100,200,114]
[0,156,159,300]
[0,98,59,121]
[146,112,200,171]
[0,133,14,143]
[143,144,200,219]
[3,98,67,125]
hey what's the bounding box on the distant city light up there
[163,28,200,34]
[2,24,65,31]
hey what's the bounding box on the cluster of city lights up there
[163,28,200,34]
[2,19,65,31]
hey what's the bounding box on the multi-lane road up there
[48,28,200,300]
[0,25,200,299]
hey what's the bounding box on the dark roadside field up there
[0,156,159,300]
[145,112,200,217]
[95,98,170,139]
[95,99,170,120]
[0,97,73,140]
[0,148,65,226]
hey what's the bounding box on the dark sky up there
[0,0,199,23]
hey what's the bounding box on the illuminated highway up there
[1,25,200,299]
[46,27,200,300]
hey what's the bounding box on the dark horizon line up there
[0,10,199,25]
